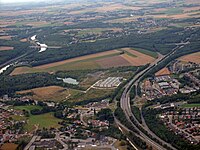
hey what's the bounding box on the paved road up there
[55,132,68,150]
[119,43,188,150]
[24,136,37,150]
[80,112,89,127]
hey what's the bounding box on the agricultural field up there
[0,35,13,40]
[0,143,18,150]
[178,51,200,64]
[155,67,171,76]
[11,48,156,75]
[16,86,70,102]
[16,84,113,103]
[11,105,62,132]
[0,46,14,51]
[67,88,114,103]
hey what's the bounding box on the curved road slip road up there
[119,43,189,150]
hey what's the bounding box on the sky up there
[0,0,44,3]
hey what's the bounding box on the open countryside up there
[0,0,200,150]
[16,86,69,102]
[11,48,156,75]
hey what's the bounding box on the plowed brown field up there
[178,52,200,64]
[0,46,14,51]
[95,55,131,68]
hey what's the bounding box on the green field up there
[77,28,118,36]
[181,103,200,108]
[11,47,155,75]
[14,105,42,112]
[12,115,26,121]
[42,52,123,72]
[11,51,123,75]
[162,8,183,15]
[132,47,158,58]
[67,88,114,102]
[13,105,62,132]
[24,112,62,132]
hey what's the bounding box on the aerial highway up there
[118,42,189,150]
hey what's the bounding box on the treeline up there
[30,106,55,115]
[114,107,139,134]
[96,108,114,124]
[131,106,142,124]
[146,90,200,105]
[130,85,136,100]
[128,131,147,150]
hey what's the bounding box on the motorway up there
[118,43,188,150]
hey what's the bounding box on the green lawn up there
[68,88,114,102]
[24,112,62,132]
[162,8,183,15]
[11,115,26,121]
[13,105,62,132]
[181,103,200,108]
[14,105,42,113]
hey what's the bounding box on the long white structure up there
[94,77,123,88]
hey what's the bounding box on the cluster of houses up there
[141,62,200,100]
[169,60,200,74]
[141,75,180,100]
[88,120,109,128]
[179,72,200,94]
[84,99,109,109]
[0,102,26,146]
[159,107,200,144]
[0,94,116,150]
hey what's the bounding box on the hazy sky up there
[0,0,44,3]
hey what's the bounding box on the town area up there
[0,96,121,150]
[141,60,200,100]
